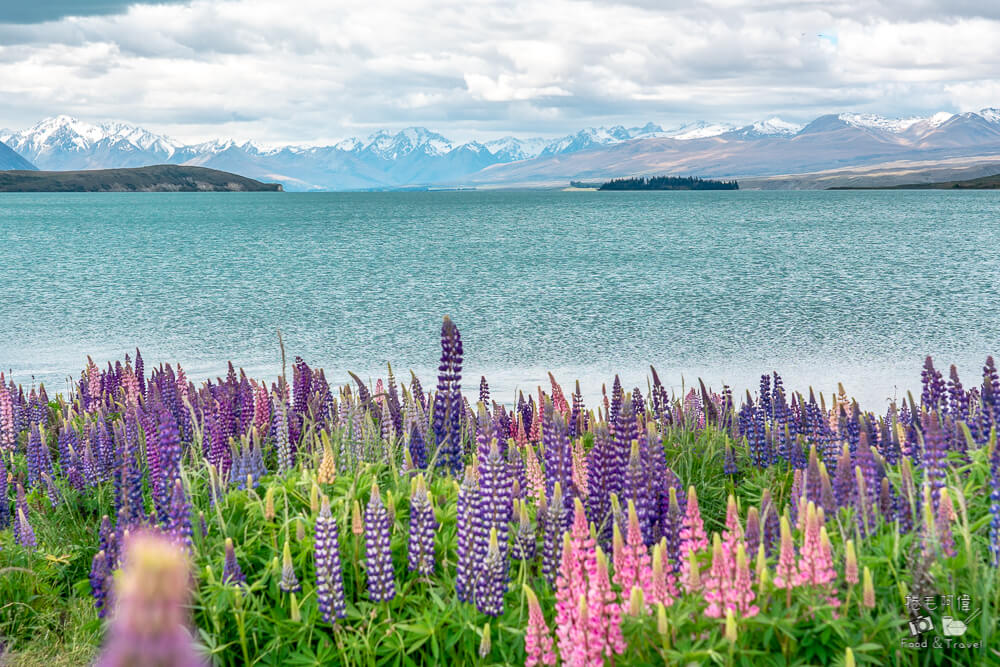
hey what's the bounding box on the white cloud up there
[0,0,998,143]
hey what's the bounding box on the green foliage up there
[2,423,999,665]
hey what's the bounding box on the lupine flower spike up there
[96,530,204,667]
[523,585,556,667]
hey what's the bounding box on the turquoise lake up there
[1,190,998,409]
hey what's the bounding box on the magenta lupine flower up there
[679,486,708,585]
[315,496,347,621]
[523,585,557,667]
[613,500,652,610]
[567,594,601,667]
[222,538,245,585]
[772,516,798,591]
[474,527,507,616]
[589,546,626,659]
[564,498,598,600]
[721,494,742,569]
[364,482,395,602]
[407,474,437,576]
[648,540,678,607]
[96,530,204,667]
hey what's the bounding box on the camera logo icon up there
[908,615,934,636]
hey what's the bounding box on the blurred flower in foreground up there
[97,530,204,667]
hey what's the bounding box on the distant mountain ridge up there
[2,110,1000,190]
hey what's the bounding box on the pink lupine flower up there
[548,373,570,418]
[612,500,652,610]
[86,356,102,409]
[797,502,836,587]
[555,533,579,660]
[702,534,729,618]
[523,585,556,667]
[727,543,759,618]
[588,547,626,659]
[566,498,597,602]
[253,382,271,430]
[679,486,708,584]
[568,594,601,667]
[524,442,545,506]
[649,539,678,607]
[721,494,742,572]
[572,437,588,498]
[935,488,956,557]
[772,516,798,591]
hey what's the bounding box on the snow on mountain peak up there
[838,112,927,133]
[663,121,735,140]
[978,108,1000,124]
[749,117,802,136]
[364,127,454,159]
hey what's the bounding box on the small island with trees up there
[590,175,739,190]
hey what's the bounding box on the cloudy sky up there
[1,0,998,144]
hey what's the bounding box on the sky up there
[1,0,999,144]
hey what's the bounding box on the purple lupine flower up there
[26,422,52,488]
[542,399,574,507]
[981,357,1000,441]
[759,374,772,420]
[438,316,465,475]
[622,439,654,545]
[662,486,684,574]
[921,356,945,413]
[364,482,395,602]
[990,423,1000,565]
[407,474,438,576]
[455,466,478,602]
[90,550,114,618]
[475,435,512,566]
[409,424,427,470]
[855,430,879,509]
[586,423,617,546]
[96,530,204,667]
[479,376,490,405]
[156,399,182,513]
[947,365,969,424]
[410,370,426,413]
[474,527,507,617]
[921,412,948,507]
[507,439,527,500]
[223,538,245,585]
[511,499,536,561]
[273,397,293,473]
[833,444,855,508]
[650,366,669,422]
[760,489,780,557]
[569,381,583,438]
[315,496,347,621]
[133,348,145,398]
[609,375,623,427]
[16,506,37,549]
[540,481,568,585]
[745,506,761,560]
[41,472,61,507]
[167,479,193,551]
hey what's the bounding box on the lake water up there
[1,190,998,410]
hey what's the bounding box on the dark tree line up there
[598,175,739,190]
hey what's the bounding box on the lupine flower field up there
[1,316,999,666]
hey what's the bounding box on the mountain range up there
[2,111,1000,190]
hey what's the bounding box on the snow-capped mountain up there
[726,117,803,138]
[662,121,736,140]
[4,108,1000,189]
[0,115,185,169]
